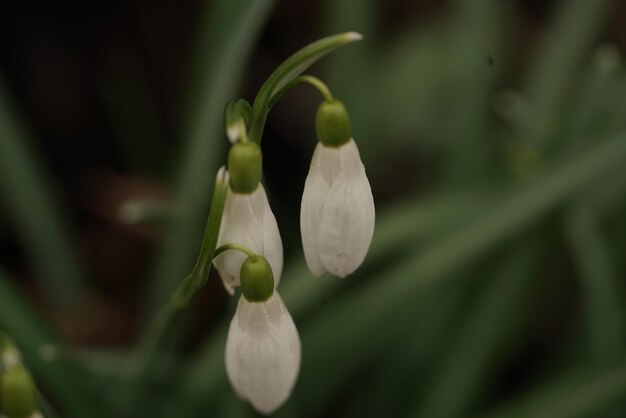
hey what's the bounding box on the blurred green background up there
[1,0,626,417]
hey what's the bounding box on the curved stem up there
[214,243,255,259]
[268,75,334,109]
[247,32,363,144]
[128,167,229,416]
[175,166,230,304]
[225,99,252,143]
[237,120,250,143]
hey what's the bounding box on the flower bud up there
[213,183,283,295]
[1,366,37,418]
[300,138,375,277]
[240,255,274,302]
[315,100,351,147]
[228,142,262,194]
[225,292,300,415]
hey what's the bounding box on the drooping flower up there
[300,100,375,277]
[225,255,300,415]
[213,141,283,294]
[213,183,283,294]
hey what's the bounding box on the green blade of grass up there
[566,204,624,364]
[145,0,275,316]
[412,240,543,418]
[439,0,506,184]
[0,75,84,309]
[0,268,104,418]
[481,363,626,418]
[342,273,477,418]
[524,0,612,145]
[560,47,623,154]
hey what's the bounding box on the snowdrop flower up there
[213,142,283,294]
[301,100,375,278]
[225,255,301,415]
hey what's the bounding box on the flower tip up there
[224,282,235,295]
[226,294,301,416]
[251,400,282,416]
[344,31,364,41]
[217,166,229,184]
[226,126,239,143]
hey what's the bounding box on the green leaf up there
[343,275,476,418]
[523,0,613,145]
[566,204,624,364]
[0,74,84,309]
[438,0,507,184]
[248,32,363,143]
[412,241,544,418]
[481,363,626,418]
[560,46,623,154]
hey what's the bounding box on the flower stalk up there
[248,32,363,144]
[268,75,334,108]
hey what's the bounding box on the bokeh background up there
[1,0,626,417]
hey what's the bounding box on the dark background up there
[1,0,626,417]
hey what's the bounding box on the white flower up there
[300,138,375,277]
[213,184,283,294]
[225,292,301,415]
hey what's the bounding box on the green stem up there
[128,167,229,416]
[171,167,230,309]
[225,99,252,143]
[247,32,362,143]
[237,120,250,143]
[268,75,334,108]
[214,243,255,259]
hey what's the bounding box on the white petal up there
[316,138,363,184]
[225,293,301,415]
[262,197,283,286]
[319,168,374,277]
[300,143,331,276]
[213,184,283,292]
[301,139,375,277]
[320,140,374,277]
[226,126,239,143]
[216,269,236,295]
